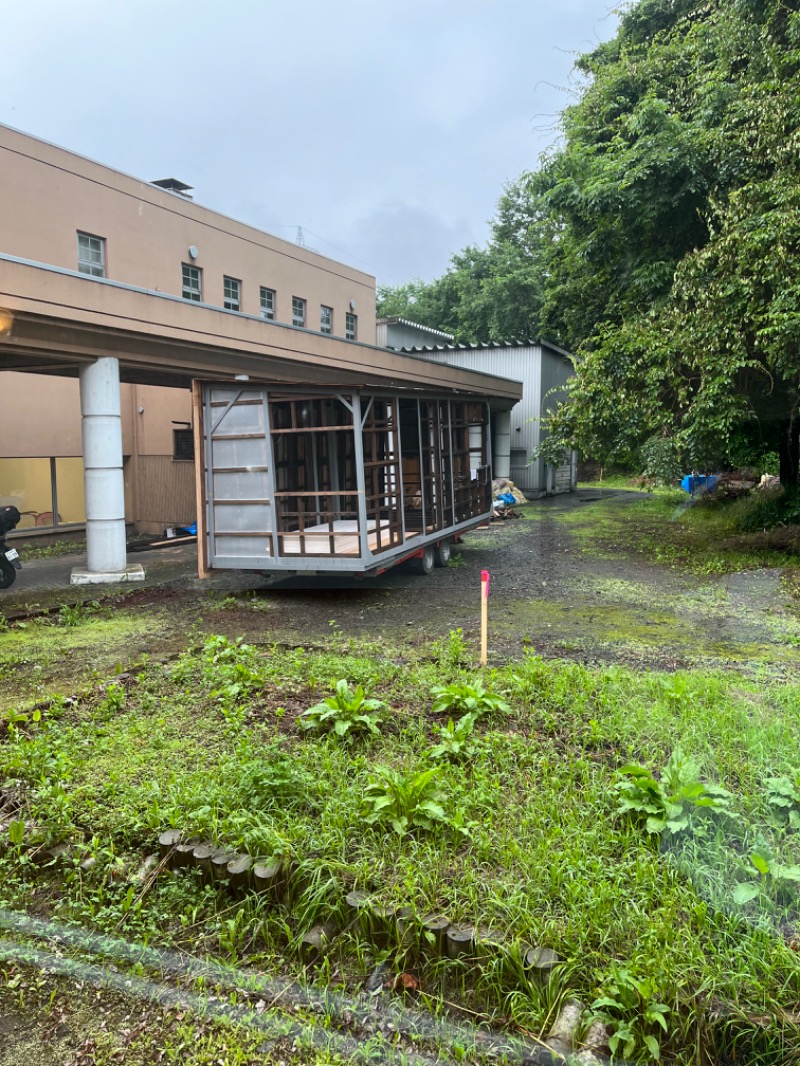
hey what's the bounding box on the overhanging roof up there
[0,256,522,406]
[377,317,455,342]
[400,338,575,361]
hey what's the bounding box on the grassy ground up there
[3,496,800,1065]
[557,489,800,576]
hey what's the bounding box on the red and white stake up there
[480,569,490,666]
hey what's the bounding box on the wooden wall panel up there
[131,455,197,532]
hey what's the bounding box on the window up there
[260,286,276,320]
[0,457,85,528]
[223,276,241,311]
[346,312,357,341]
[292,296,306,328]
[173,428,195,461]
[320,305,333,334]
[182,263,202,301]
[77,232,105,277]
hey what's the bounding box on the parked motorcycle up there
[0,505,22,588]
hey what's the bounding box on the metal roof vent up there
[151,178,193,199]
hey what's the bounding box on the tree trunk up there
[778,419,800,487]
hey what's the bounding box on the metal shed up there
[393,340,577,497]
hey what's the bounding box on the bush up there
[735,487,800,533]
[639,436,682,487]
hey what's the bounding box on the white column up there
[71,357,144,584]
[493,410,512,479]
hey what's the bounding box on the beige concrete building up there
[0,125,521,580]
[0,123,376,535]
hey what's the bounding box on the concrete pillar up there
[71,357,144,584]
[492,410,512,479]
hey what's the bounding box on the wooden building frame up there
[198,382,493,576]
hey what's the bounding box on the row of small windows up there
[77,231,357,341]
[182,266,356,338]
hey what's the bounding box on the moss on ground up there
[0,609,175,709]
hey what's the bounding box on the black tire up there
[434,540,452,567]
[411,545,435,575]
[0,557,17,589]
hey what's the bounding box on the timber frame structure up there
[196,383,494,576]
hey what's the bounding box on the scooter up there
[0,505,22,589]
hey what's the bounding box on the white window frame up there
[260,286,276,320]
[320,305,333,335]
[345,312,357,341]
[223,275,241,312]
[292,296,306,328]
[77,231,106,277]
[182,263,202,302]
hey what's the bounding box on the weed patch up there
[2,625,800,1062]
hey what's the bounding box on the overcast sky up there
[2,0,618,286]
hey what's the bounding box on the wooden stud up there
[395,906,416,951]
[191,843,216,883]
[365,902,397,948]
[174,841,199,869]
[158,829,182,865]
[211,849,237,883]
[299,921,337,964]
[525,945,561,985]
[252,860,285,899]
[345,890,371,933]
[474,925,506,960]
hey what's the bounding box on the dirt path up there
[4,491,799,679]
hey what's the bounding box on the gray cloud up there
[1,0,618,284]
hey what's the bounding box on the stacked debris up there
[492,478,526,519]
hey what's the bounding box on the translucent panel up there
[208,387,243,404]
[0,458,53,528]
[213,535,272,559]
[212,470,268,501]
[212,437,268,470]
[213,502,271,534]
[212,401,267,435]
[55,458,86,524]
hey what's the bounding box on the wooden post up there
[480,570,490,666]
[446,923,474,960]
[421,914,450,958]
[227,854,253,896]
[192,379,210,579]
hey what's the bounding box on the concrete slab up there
[70,563,146,585]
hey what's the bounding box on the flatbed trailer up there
[193,382,494,579]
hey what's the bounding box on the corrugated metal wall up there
[411,347,544,493]
[410,345,575,495]
[540,350,575,493]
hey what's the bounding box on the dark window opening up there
[173,428,195,461]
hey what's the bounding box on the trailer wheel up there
[412,545,436,575]
[434,540,451,567]
[0,558,17,589]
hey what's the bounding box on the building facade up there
[0,123,377,535]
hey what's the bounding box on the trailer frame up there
[195,382,494,579]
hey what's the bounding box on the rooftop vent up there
[151,178,193,199]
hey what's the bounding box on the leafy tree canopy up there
[538,0,800,480]
[380,0,800,481]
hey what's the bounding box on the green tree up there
[538,0,800,482]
